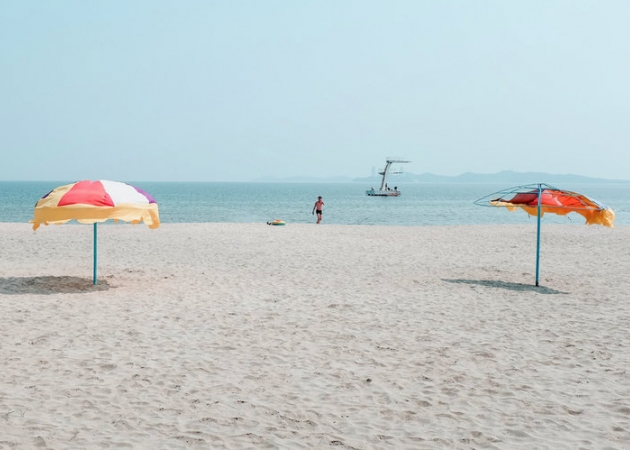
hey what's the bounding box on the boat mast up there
[379,158,410,191]
[379,161,392,191]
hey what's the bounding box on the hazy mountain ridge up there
[256,170,630,184]
[356,170,630,184]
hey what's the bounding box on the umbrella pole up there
[93,223,98,285]
[535,184,542,286]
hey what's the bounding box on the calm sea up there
[1,181,629,227]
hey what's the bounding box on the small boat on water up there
[366,158,410,197]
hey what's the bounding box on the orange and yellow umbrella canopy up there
[483,184,614,227]
[474,183,614,286]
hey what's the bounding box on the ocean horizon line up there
[2,170,630,185]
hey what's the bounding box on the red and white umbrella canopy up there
[32,180,160,230]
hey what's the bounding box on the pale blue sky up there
[1,1,628,182]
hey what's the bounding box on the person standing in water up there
[312,196,324,224]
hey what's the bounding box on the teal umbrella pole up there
[535,183,542,287]
[93,223,98,285]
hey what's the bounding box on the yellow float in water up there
[267,219,286,226]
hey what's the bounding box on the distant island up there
[254,170,630,184]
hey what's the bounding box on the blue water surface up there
[2,181,629,226]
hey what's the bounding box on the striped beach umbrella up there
[474,183,614,286]
[32,180,160,284]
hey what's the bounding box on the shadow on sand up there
[0,276,111,295]
[443,278,568,295]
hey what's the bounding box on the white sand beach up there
[1,222,629,449]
